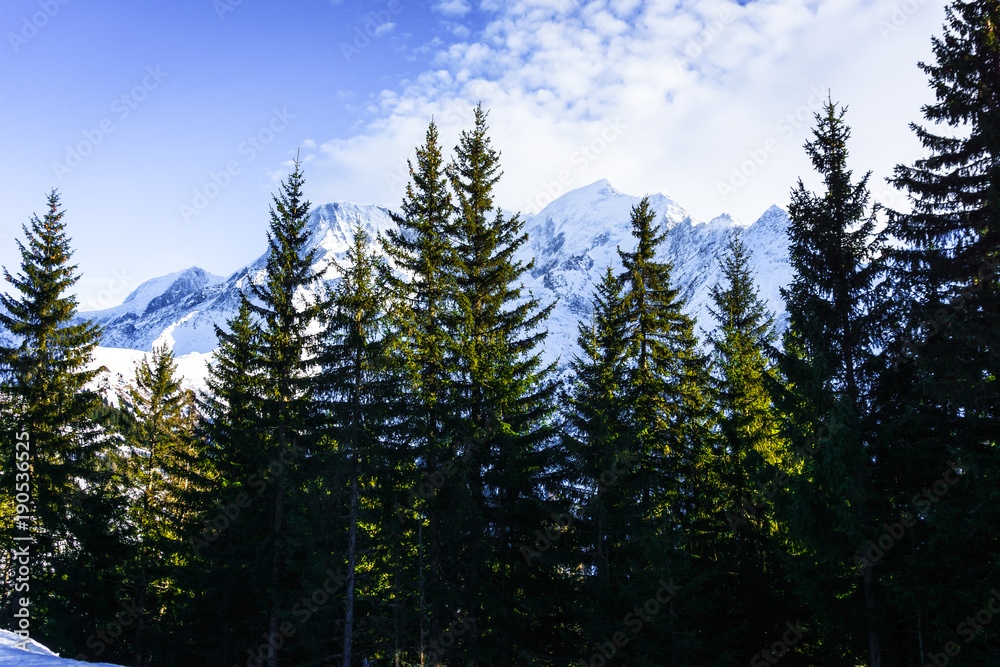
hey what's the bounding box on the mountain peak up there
[578,178,620,196]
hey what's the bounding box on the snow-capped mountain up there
[79,202,398,356]
[519,179,791,367]
[70,181,790,385]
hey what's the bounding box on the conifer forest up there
[1,1,999,665]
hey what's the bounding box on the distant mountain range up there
[10,179,793,387]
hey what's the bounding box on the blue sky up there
[1,0,943,308]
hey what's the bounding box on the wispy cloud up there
[306,0,943,224]
[435,0,473,17]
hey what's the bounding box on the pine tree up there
[706,231,783,517]
[611,196,714,664]
[704,231,795,661]
[616,196,709,516]
[445,104,561,664]
[193,160,328,667]
[320,224,395,667]
[776,99,891,665]
[190,299,268,666]
[882,2,1000,661]
[380,119,458,660]
[560,266,638,654]
[117,344,200,665]
[0,190,128,656]
[245,159,329,667]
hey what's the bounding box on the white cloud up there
[435,0,473,16]
[309,0,946,225]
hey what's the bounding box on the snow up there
[89,346,215,400]
[0,629,123,667]
[84,267,225,320]
[516,179,790,372]
[65,179,790,381]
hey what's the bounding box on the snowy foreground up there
[0,630,122,667]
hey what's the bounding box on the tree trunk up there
[863,559,882,667]
[267,471,284,667]
[343,458,358,667]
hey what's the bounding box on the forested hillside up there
[2,3,998,665]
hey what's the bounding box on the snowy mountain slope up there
[0,630,123,667]
[80,202,398,358]
[63,182,789,388]
[518,179,791,369]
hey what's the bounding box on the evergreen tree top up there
[0,190,103,395]
[706,231,777,352]
[1,190,86,340]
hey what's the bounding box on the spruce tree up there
[704,231,795,661]
[0,190,128,656]
[560,266,638,655]
[380,119,458,660]
[445,104,561,664]
[611,196,714,664]
[194,161,328,667]
[320,225,395,667]
[777,99,891,665]
[882,2,1000,661]
[190,299,268,666]
[246,159,329,667]
[616,196,710,517]
[118,344,200,665]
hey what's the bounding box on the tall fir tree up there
[189,299,269,666]
[245,158,330,667]
[612,196,715,664]
[560,266,640,657]
[0,191,129,656]
[117,344,200,666]
[380,119,458,661]
[194,160,329,667]
[776,99,892,666]
[616,196,710,522]
[704,231,796,662]
[882,2,1000,662]
[445,104,562,664]
[319,225,396,667]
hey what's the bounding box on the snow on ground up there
[89,346,215,402]
[0,630,122,667]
